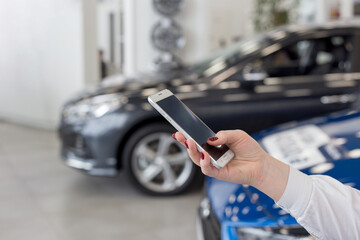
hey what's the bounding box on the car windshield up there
[187,33,272,78]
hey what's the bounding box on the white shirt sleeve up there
[276,166,360,240]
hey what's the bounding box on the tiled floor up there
[0,121,202,240]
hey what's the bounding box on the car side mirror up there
[242,62,268,82]
[239,63,268,90]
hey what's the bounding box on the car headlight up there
[63,93,127,122]
[236,226,314,240]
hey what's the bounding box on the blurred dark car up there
[59,22,360,195]
[198,107,360,240]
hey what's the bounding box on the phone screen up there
[157,95,230,160]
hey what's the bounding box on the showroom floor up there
[0,121,201,240]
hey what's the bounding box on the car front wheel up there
[123,123,201,195]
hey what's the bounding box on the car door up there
[191,30,360,134]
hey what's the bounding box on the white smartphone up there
[148,89,234,169]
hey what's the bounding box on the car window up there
[187,34,272,77]
[261,35,354,77]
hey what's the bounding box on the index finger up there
[174,131,186,144]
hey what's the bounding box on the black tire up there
[122,122,201,196]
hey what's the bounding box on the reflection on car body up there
[59,21,360,195]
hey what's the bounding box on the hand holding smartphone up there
[148,89,234,169]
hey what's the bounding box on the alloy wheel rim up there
[131,132,193,193]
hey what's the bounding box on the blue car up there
[197,108,360,240]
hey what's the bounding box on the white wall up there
[0,0,98,129]
[176,0,212,64]
[313,0,355,23]
[0,0,255,128]
[178,0,255,63]
[206,0,254,51]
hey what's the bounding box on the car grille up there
[61,132,92,158]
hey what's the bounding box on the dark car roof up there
[279,20,360,33]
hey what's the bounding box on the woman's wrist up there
[251,154,290,202]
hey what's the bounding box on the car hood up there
[206,109,360,230]
[64,69,211,106]
[65,71,179,102]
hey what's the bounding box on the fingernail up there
[172,133,176,140]
[201,152,204,160]
[184,140,189,149]
[208,137,218,141]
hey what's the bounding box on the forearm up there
[252,155,290,202]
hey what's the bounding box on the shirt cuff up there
[276,166,313,218]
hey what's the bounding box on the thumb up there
[207,130,250,147]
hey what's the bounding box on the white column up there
[315,0,329,23]
[340,0,354,20]
[0,0,93,128]
[123,0,137,76]
[82,0,99,85]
